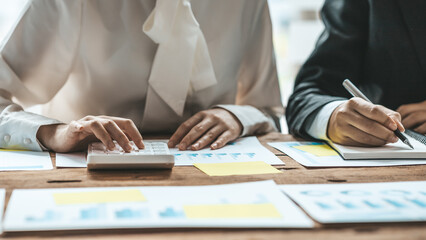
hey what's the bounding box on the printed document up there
[269,142,426,167]
[0,150,52,171]
[3,181,313,231]
[280,181,426,223]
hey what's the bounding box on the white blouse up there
[0,0,283,151]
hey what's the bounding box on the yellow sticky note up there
[0,148,26,152]
[292,144,338,157]
[194,161,281,176]
[184,203,282,219]
[53,189,146,205]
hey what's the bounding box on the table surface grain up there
[1,132,426,240]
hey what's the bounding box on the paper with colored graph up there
[55,152,87,168]
[268,142,426,167]
[3,181,313,231]
[194,161,281,176]
[168,137,283,166]
[280,181,426,223]
[0,189,5,234]
[0,150,52,171]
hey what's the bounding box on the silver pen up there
[342,79,414,149]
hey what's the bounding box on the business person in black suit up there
[286,0,426,147]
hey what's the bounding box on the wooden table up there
[1,133,426,240]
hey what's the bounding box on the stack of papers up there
[269,142,426,167]
[3,181,313,231]
[280,181,426,223]
[328,135,426,159]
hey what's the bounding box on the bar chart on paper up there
[3,181,313,231]
[280,181,426,223]
[167,137,283,166]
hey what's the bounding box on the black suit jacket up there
[286,0,426,139]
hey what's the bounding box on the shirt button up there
[24,138,32,145]
[3,134,11,142]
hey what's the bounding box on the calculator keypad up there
[90,141,170,155]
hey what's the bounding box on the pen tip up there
[405,140,414,149]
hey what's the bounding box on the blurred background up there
[0,0,325,133]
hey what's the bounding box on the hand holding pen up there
[342,80,413,149]
[326,79,412,148]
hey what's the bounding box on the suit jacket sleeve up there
[286,0,369,139]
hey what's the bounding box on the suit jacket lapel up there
[397,0,426,79]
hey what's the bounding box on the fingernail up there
[139,140,145,149]
[211,143,217,149]
[392,136,399,142]
[192,143,199,150]
[108,142,115,149]
[178,143,186,150]
[389,123,397,130]
[168,141,174,147]
[125,144,132,152]
[75,123,83,131]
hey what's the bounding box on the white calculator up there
[87,141,175,170]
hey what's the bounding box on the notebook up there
[328,131,426,160]
[405,129,426,145]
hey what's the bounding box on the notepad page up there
[329,135,426,159]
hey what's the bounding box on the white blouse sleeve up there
[0,0,82,151]
[306,100,347,140]
[217,1,283,136]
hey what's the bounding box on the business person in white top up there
[0,0,283,153]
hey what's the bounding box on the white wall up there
[269,0,325,132]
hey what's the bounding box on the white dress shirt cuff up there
[307,100,347,140]
[214,104,277,137]
[0,111,62,151]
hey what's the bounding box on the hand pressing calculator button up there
[87,141,175,170]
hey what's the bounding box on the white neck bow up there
[143,0,217,116]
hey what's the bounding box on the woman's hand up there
[37,115,144,152]
[397,100,426,134]
[168,108,243,150]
